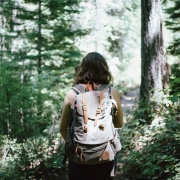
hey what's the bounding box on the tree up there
[165,0,180,57]
[140,0,169,102]
[0,0,19,135]
[0,0,87,140]
[164,0,180,96]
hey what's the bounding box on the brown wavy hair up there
[74,52,113,85]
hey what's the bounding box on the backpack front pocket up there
[73,142,108,164]
[73,141,117,164]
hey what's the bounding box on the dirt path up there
[113,87,140,180]
[121,87,140,118]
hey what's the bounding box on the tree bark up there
[140,0,169,102]
[37,0,42,75]
[0,0,5,62]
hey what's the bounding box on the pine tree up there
[164,0,180,95]
[0,0,20,136]
[16,0,85,84]
[165,0,180,56]
[0,0,86,139]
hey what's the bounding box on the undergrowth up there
[0,133,66,180]
[118,90,180,180]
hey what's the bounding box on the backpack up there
[65,83,122,165]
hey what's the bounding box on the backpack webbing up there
[72,84,111,94]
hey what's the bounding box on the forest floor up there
[120,86,140,120]
[113,86,140,180]
[58,87,140,180]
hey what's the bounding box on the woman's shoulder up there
[110,86,118,92]
[65,89,76,104]
[110,86,121,99]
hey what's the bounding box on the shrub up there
[119,91,180,180]
[0,134,66,179]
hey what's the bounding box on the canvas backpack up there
[65,83,122,166]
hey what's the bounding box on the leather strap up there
[85,81,97,91]
[98,84,110,92]
[82,93,88,124]
[94,91,104,126]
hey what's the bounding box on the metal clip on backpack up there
[65,83,122,167]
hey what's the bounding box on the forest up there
[0,0,179,179]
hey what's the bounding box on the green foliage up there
[0,133,65,180]
[0,0,85,139]
[119,92,180,179]
[0,62,68,140]
[0,0,86,178]
[121,117,180,179]
[170,63,180,96]
[165,0,180,56]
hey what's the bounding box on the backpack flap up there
[72,90,115,144]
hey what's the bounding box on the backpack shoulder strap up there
[72,84,111,93]
[71,84,86,94]
[99,85,117,109]
[97,84,111,93]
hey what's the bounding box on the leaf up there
[139,119,146,123]
[171,96,179,102]
[152,177,159,179]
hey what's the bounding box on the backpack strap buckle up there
[96,107,101,114]
[82,105,87,111]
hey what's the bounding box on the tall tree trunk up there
[140,0,169,102]
[38,0,42,75]
[37,0,42,122]
[0,0,5,62]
